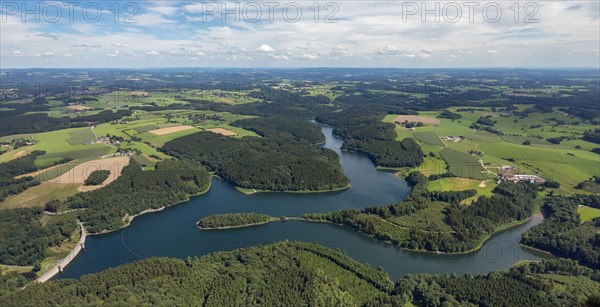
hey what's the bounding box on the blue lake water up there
[59,125,547,281]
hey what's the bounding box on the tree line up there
[0,151,46,202]
[521,195,600,269]
[197,213,273,229]
[0,110,131,137]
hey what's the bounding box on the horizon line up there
[2,66,599,70]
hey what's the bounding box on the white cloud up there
[2,1,598,67]
[377,45,398,54]
[258,44,274,52]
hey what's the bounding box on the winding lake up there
[59,125,548,281]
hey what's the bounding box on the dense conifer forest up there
[522,195,600,269]
[163,131,349,192]
[0,208,76,266]
[231,116,326,144]
[316,109,424,167]
[1,242,597,306]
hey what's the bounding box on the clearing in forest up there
[207,128,238,136]
[149,125,195,136]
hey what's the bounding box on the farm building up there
[498,165,517,172]
[442,136,462,142]
[499,174,545,184]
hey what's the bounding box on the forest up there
[0,151,45,202]
[83,170,110,186]
[0,110,131,137]
[521,195,600,269]
[397,259,600,306]
[304,172,538,253]
[316,109,424,168]
[197,213,273,229]
[162,131,349,192]
[53,159,211,233]
[0,208,76,266]
[0,242,393,306]
[0,242,597,306]
[231,116,325,144]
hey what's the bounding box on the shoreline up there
[193,215,538,256]
[35,221,87,283]
[90,179,213,236]
[298,214,540,255]
[197,217,303,230]
[518,243,556,258]
[45,179,213,280]
[235,183,351,195]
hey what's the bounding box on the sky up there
[1,1,599,68]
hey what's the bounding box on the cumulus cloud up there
[258,44,274,52]
[377,45,399,54]
[1,1,598,67]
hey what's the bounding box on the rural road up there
[36,221,86,283]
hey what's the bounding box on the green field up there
[1,182,81,209]
[578,206,600,223]
[440,148,488,180]
[133,124,159,133]
[387,201,453,232]
[67,128,96,145]
[386,106,599,194]
[414,131,445,146]
[428,177,497,204]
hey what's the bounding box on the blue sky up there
[1,1,599,68]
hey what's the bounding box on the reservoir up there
[59,125,548,281]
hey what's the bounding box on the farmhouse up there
[499,174,545,184]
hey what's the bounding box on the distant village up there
[0,138,36,149]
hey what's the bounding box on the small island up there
[197,213,283,230]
